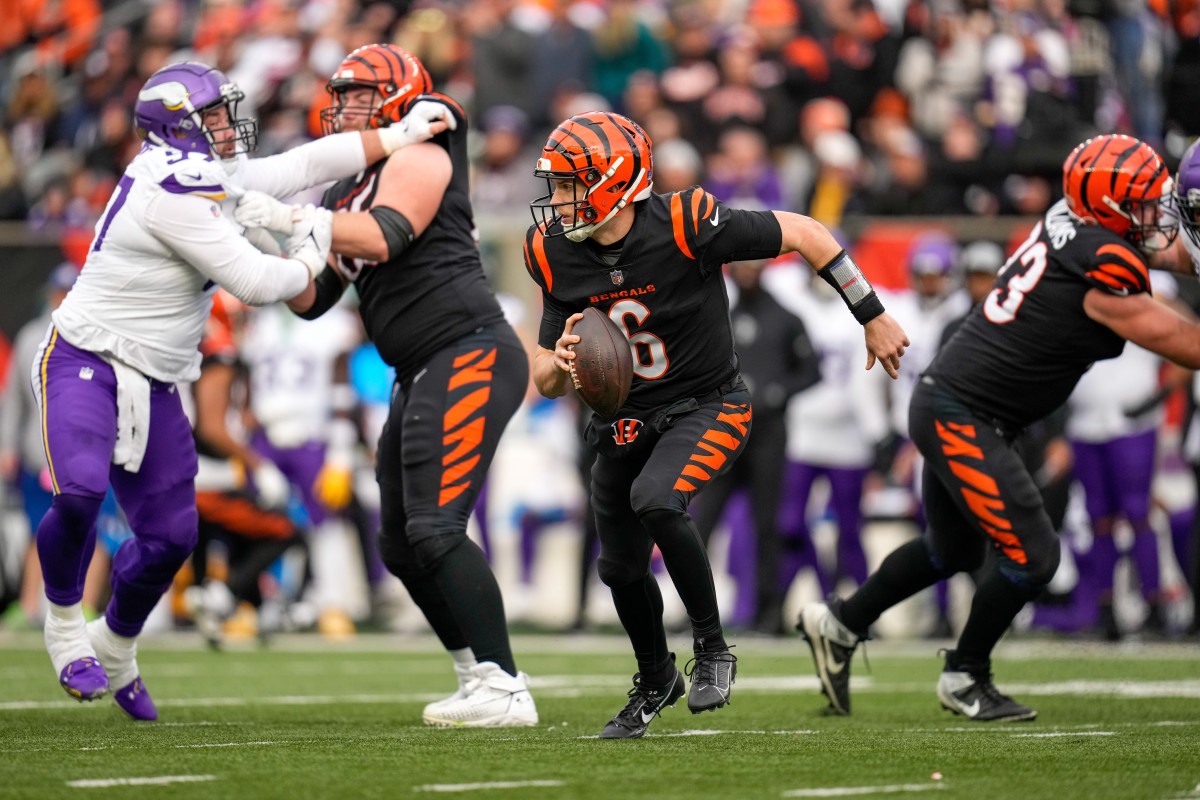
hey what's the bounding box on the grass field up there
[1,631,1198,799]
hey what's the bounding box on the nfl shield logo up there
[609,269,625,286]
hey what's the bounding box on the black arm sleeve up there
[294,266,348,321]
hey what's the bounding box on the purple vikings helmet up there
[908,231,959,276]
[134,62,258,157]
[1175,139,1200,262]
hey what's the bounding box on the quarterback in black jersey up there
[525,111,909,739]
[237,45,537,728]
[800,134,1200,723]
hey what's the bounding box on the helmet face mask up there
[135,62,258,158]
[1063,134,1177,253]
[320,44,432,136]
[1174,139,1200,270]
[530,112,653,242]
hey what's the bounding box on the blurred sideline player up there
[526,111,908,738]
[184,290,306,646]
[1,264,78,627]
[33,59,444,721]
[800,135,1200,723]
[236,44,538,727]
[692,258,820,635]
[769,252,886,601]
[242,300,364,638]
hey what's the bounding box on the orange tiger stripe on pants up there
[935,419,1027,565]
[674,403,752,492]
[439,347,495,507]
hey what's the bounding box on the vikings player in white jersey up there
[32,60,450,720]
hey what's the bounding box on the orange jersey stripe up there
[439,483,470,507]
[674,478,698,492]
[682,463,711,482]
[526,228,552,292]
[671,193,695,260]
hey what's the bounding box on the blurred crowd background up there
[2,0,1199,646]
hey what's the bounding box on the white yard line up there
[1010,732,1117,738]
[174,740,278,748]
[413,780,565,793]
[66,775,217,788]
[782,784,945,797]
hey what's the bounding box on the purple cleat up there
[59,657,110,701]
[112,677,157,721]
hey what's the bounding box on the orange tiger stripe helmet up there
[1062,134,1177,251]
[531,111,654,242]
[320,44,433,135]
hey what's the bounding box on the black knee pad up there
[629,474,680,519]
[380,530,467,578]
[1021,537,1063,591]
[597,554,650,588]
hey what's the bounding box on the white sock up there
[449,647,477,690]
[44,602,95,675]
[87,618,139,689]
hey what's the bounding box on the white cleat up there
[422,662,538,728]
[422,660,476,722]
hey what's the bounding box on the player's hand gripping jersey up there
[929,198,1153,430]
[525,187,781,416]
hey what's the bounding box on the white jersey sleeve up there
[223,132,368,199]
[52,146,310,384]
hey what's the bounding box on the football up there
[569,307,633,418]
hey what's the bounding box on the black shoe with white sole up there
[936,650,1036,722]
[599,666,686,739]
[797,599,860,715]
[685,643,737,713]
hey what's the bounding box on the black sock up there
[642,654,678,687]
[955,569,1031,665]
[840,538,947,633]
[610,572,671,678]
[432,539,517,675]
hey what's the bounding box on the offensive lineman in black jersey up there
[799,134,1200,722]
[525,111,910,738]
[235,44,537,728]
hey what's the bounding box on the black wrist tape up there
[817,249,885,325]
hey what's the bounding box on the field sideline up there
[1,632,1198,799]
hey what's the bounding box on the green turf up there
[1,633,1198,799]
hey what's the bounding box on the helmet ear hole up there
[585,168,601,184]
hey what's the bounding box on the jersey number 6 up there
[608,299,668,380]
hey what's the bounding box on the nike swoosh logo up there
[962,699,981,716]
[640,708,657,724]
[709,207,720,227]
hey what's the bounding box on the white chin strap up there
[563,162,651,242]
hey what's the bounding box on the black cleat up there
[797,600,860,715]
[936,650,1036,722]
[599,667,686,739]
[685,642,737,714]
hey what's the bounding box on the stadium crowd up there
[2,0,1199,659]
